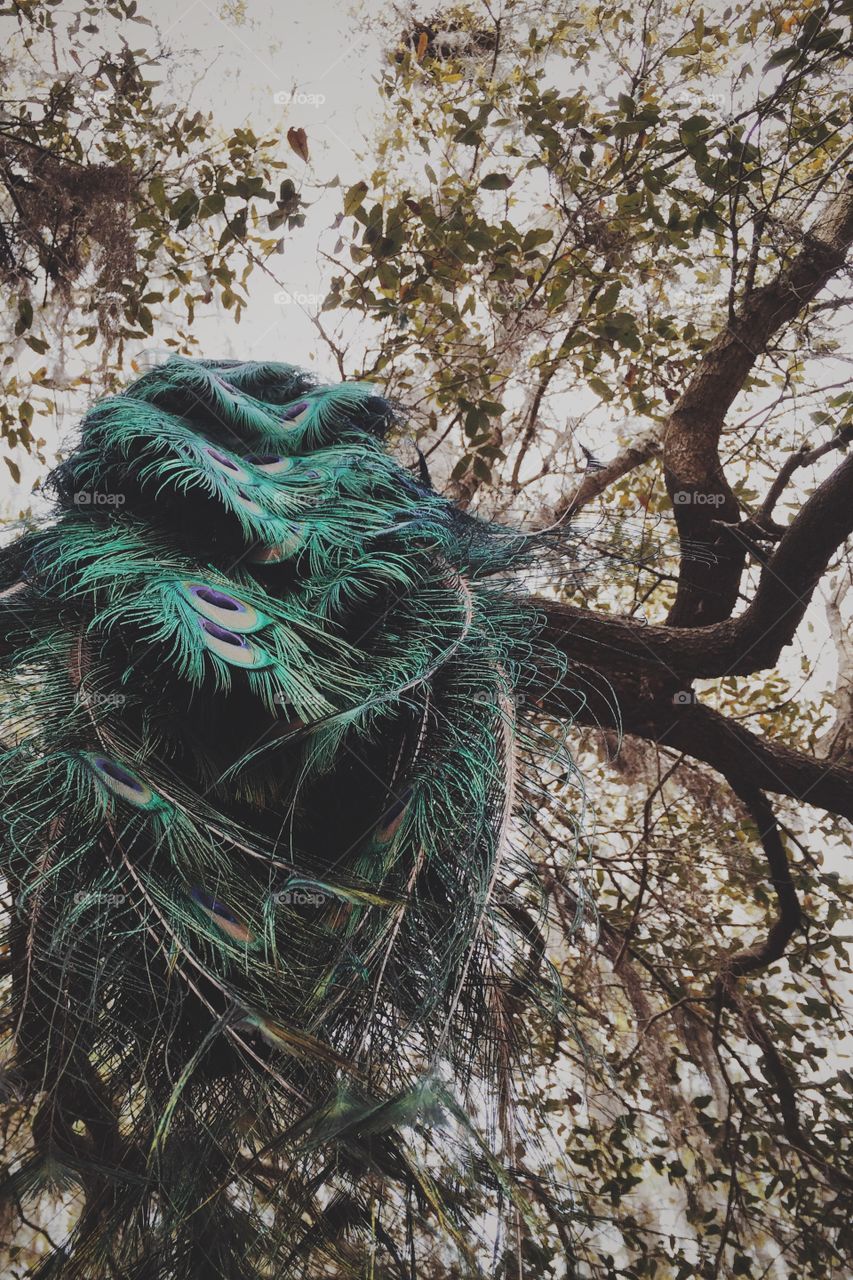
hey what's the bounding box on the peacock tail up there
[0,357,580,1278]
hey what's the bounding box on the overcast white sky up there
[146,0,389,370]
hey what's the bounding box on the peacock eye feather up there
[83,753,165,811]
[232,489,266,516]
[280,400,310,426]
[190,886,256,944]
[245,454,296,476]
[204,447,253,485]
[197,617,274,669]
[178,581,268,633]
[375,786,413,843]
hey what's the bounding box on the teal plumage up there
[0,356,577,1277]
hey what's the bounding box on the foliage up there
[328,0,853,500]
[1,0,852,1276]
[314,1,853,1276]
[0,0,298,475]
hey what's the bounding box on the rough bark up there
[537,674,853,822]
[538,446,853,680]
[662,172,853,625]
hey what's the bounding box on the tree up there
[0,0,300,487]
[316,0,853,1274]
[2,0,853,1275]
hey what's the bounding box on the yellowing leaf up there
[343,181,368,216]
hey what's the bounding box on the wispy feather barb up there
[0,356,582,1277]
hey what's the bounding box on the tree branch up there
[538,445,853,680]
[663,170,853,625]
[716,784,802,982]
[540,676,853,823]
[752,427,853,532]
[548,425,662,519]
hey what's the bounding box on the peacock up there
[0,358,580,1278]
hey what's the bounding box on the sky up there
[144,0,390,371]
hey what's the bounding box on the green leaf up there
[764,45,799,69]
[15,297,33,335]
[197,192,225,218]
[149,176,168,213]
[343,182,368,216]
[522,228,554,250]
[588,377,613,401]
[454,125,482,146]
[219,213,246,248]
[596,281,622,313]
[480,173,513,191]
[170,188,201,230]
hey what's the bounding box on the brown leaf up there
[286,127,309,163]
[416,31,429,61]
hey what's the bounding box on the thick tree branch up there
[537,446,853,680]
[817,568,853,762]
[540,676,853,823]
[663,170,853,625]
[716,785,802,982]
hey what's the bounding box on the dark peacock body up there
[0,358,577,1278]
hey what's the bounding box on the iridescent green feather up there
[0,355,582,1278]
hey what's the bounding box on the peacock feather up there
[0,356,580,1278]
